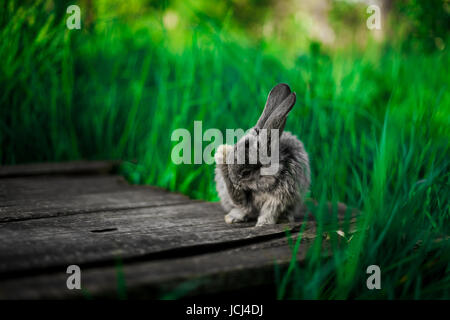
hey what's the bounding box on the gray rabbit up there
[214,83,310,227]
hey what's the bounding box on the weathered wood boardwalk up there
[0,161,353,299]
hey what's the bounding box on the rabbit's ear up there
[255,83,291,129]
[263,92,296,134]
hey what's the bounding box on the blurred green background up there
[1,0,449,299]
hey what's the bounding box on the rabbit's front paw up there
[255,214,277,227]
[224,208,247,224]
[215,144,232,165]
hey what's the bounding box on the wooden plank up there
[0,160,120,178]
[0,234,310,299]
[0,202,305,277]
[0,175,130,202]
[0,230,310,299]
[0,217,356,299]
[0,188,192,222]
[0,176,191,222]
[0,161,358,299]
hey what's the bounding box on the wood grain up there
[0,226,321,299]
[0,201,302,277]
[0,175,191,222]
[0,160,120,178]
[0,161,357,299]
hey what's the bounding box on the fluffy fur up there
[214,83,310,227]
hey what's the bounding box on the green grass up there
[1,2,449,299]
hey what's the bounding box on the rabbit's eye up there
[241,169,251,177]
